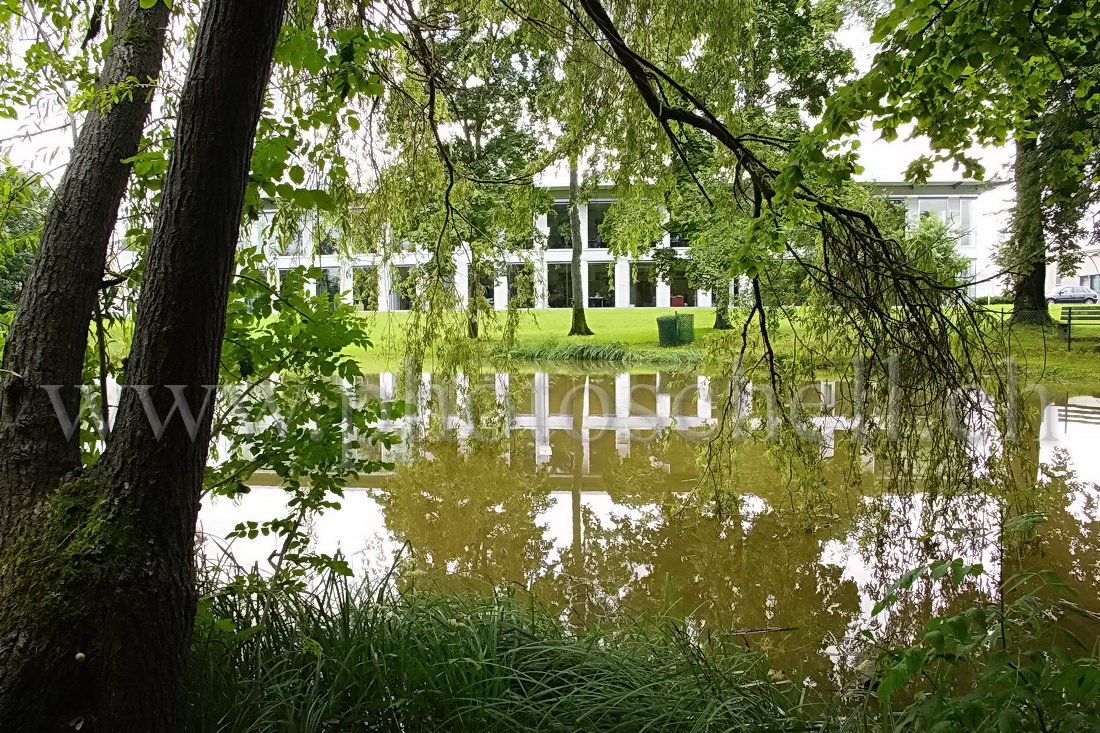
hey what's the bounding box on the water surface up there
[200,370,1100,680]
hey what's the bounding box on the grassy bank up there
[349,306,1100,391]
[190,566,1100,733]
[351,307,721,362]
[190,573,802,732]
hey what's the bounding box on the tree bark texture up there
[0,0,169,536]
[714,286,732,329]
[568,164,593,336]
[0,0,287,730]
[1011,132,1051,324]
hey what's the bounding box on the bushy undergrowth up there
[189,570,804,732]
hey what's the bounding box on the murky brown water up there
[200,370,1100,681]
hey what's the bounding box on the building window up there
[918,197,949,222]
[316,227,338,256]
[957,198,974,248]
[669,265,696,307]
[630,263,656,307]
[963,258,978,300]
[587,201,611,248]
[352,266,378,311]
[468,267,496,307]
[915,197,975,249]
[275,233,306,257]
[587,262,612,307]
[507,263,535,308]
[668,221,690,248]
[546,203,572,249]
[546,263,573,308]
[317,267,341,308]
[392,265,416,310]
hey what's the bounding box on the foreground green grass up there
[190,573,802,733]
[190,566,1100,733]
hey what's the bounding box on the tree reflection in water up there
[212,370,1100,683]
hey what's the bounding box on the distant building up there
[261,180,1009,310]
[1048,243,1100,293]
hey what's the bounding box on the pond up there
[199,369,1100,682]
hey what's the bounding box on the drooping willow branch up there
[577,0,1000,406]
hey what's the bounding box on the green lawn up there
[353,307,723,355]
[349,305,1100,393]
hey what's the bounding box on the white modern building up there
[260,180,1010,310]
[1048,243,1100,293]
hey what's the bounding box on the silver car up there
[1046,285,1099,304]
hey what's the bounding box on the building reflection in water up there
[201,371,1100,683]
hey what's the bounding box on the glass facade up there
[317,267,341,307]
[352,266,378,311]
[392,265,415,310]
[507,263,535,308]
[588,262,613,307]
[266,188,996,310]
[546,263,573,308]
[546,203,572,249]
[669,264,696,307]
[587,201,611,248]
[630,263,656,307]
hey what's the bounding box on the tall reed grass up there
[189,567,807,732]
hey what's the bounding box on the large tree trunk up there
[568,163,593,336]
[0,0,169,536]
[0,1,286,730]
[1010,132,1051,324]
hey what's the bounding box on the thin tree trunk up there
[468,253,480,338]
[0,1,286,730]
[1010,132,1051,324]
[0,0,169,533]
[568,163,593,336]
[714,284,732,329]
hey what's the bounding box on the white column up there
[581,376,591,474]
[455,256,470,308]
[534,372,550,421]
[494,274,508,311]
[418,372,433,424]
[535,253,549,309]
[615,373,631,418]
[378,265,393,312]
[379,372,396,402]
[656,375,671,423]
[340,263,353,307]
[495,372,512,425]
[534,372,550,465]
[615,372,631,457]
[536,211,550,243]
[454,373,471,442]
[697,289,712,308]
[697,376,712,420]
[578,202,589,248]
[580,259,590,306]
[614,259,631,308]
[656,278,671,308]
